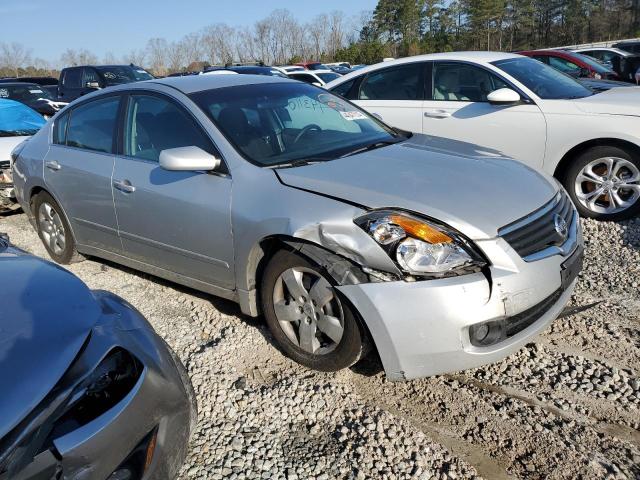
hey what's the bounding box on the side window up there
[293,74,319,84]
[432,63,508,102]
[548,56,581,74]
[583,50,602,61]
[82,68,100,86]
[124,94,214,162]
[53,112,69,145]
[330,78,356,99]
[63,69,82,88]
[67,96,120,153]
[359,63,423,100]
[531,55,549,64]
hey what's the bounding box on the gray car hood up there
[0,246,101,439]
[573,87,640,116]
[277,135,557,239]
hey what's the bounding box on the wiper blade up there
[339,140,400,158]
[268,158,328,169]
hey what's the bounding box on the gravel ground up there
[2,212,639,480]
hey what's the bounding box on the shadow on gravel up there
[618,218,640,252]
[558,300,602,319]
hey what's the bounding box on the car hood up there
[0,136,29,163]
[0,243,101,439]
[277,135,558,239]
[573,87,640,116]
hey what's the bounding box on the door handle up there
[45,161,61,171]
[424,110,451,119]
[113,179,135,193]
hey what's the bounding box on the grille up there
[499,191,574,259]
[506,288,562,338]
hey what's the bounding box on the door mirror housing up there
[159,146,221,172]
[487,88,521,105]
[312,82,323,87]
[85,81,100,89]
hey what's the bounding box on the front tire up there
[33,191,84,264]
[260,250,367,372]
[563,145,640,221]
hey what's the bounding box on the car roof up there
[0,82,41,87]
[573,47,632,56]
[145,73,293,94]
[325,51,522,87]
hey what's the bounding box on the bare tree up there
[102,51,118,64]
[1,42,33,76]
[123,48,147,67]
[60,48,98,67]
[202,24,236,65]
[167,41,186,73]
[146,38,169,76]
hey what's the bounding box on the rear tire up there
[260,250,367,372]
[562,145,640,221]
[33,191,84,264]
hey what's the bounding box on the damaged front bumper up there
[338,233,582,381]
[0,162,19,213]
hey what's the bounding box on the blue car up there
[0,234,196,479]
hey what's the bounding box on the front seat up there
[217,107,272,159]
[434,70,470,101]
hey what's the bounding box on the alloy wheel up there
[38,201,66,255]
[272,267,344,355]
[574,156,640,214]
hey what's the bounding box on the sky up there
[0,0,375,64]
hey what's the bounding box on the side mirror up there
[487,88,521,105]
[312,82,323,87]
[85,81,100,89]
[159,146,221,171]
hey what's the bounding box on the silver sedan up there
[12,74,583,380]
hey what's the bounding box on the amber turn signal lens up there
[389,215,452,244]
[144,429,158,472]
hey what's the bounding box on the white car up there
[288,70,341,87]
[572,47,640,83]
[279,65,306,73]
[326,51,640,220]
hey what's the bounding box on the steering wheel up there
[293,124,322,144]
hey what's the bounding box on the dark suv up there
[58,64,154,102]
[613,41,640,54]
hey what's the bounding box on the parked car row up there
[3,45,638,477]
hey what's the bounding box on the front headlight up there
[355,210,486,278]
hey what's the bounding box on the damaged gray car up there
[12,74,583,380]
[0,234,196,479]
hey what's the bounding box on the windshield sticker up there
[29,89,44,94]
[0,89,8,98]
[339,110,367,121]
[136,70,146,74]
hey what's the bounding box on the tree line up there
[1,1,638,78]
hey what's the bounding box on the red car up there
[294,61,330,71]
[519,49,619,80]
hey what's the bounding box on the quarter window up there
[359,63,423,100]
[66,96,120,153]
[124,94,213,162]
[432,63,508,102]
[53,112,69,145]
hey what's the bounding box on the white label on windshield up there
[29,89,44,94]
[0,89,8,98]
[339,111,367,121]
[136,70,146,73]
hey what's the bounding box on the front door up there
[43,95,122,252]
[422,61,547,169]
[112,92,235,289]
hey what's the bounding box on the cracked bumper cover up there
[337,234,581,381]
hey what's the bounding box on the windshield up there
[96,66,154,85]
[0,100,46,136]
[493,57,593,99]
[571,52,615,74]
[0,84,54,102]
[190,82,401,167]
[317,72,341,83]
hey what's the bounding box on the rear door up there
[352,62,426,132]
[422,61,547,168]
[112,92,234,289]
[43,94,122,252]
